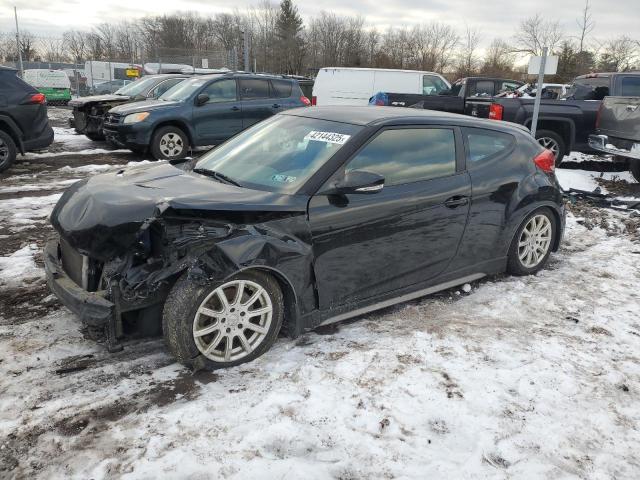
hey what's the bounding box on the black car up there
[45,107,565,369]
[69,74,190,141]
[102,73,311,159]
[0,66,54,173]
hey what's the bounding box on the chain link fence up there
[1,38,240,99]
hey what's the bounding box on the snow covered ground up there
[0,108,639,479]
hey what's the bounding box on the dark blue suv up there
[103,73,311,159]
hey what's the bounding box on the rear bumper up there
[588,134,640,160]
[22,124,54,152]
[44,239,114,327]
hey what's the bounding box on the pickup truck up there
[369,76,524,114]
[466,72,640,164]
[589,96,640,182]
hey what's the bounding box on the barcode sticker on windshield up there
[304,131,351,145]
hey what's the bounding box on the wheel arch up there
[0,116,24,154]
[524,116,575,153]
[235,265,301,338]
[152,119,195,147]
[504,203,563,256]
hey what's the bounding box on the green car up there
[23,69,72,105]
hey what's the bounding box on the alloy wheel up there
[192,279,273,363]
[159,132,184,158]
[537,137,560,160]
[518,214,552,269]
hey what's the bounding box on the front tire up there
[151,126,189,160]
[163,270,284,369]
[630,161,640,183]
[85,131,105,141]
[536,130,565,166]
[507,208,557,276]
[0,130,17,173]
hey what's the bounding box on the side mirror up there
[323,170,385,195]
[195,93,209,106]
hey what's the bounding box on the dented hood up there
[51,161,307,259]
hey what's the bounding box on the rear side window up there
[271,79,292,98]
[498,81,521,94]
[469,80,495,97]
[422,75,449,96]
[346,128,456,186]
[0,71,32,93]
[569,77,610,100]
[621,77,640,97]
[239,79,270,99]
[465,128,516,165]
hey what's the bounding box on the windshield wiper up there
[193,168,242,187]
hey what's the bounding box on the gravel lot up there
[1,108,639,479]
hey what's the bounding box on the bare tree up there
[576,0,595,53]
[63,30,88,62]
[514,14,563,55]
[42,37,67,63]
[598,35,638,71]
[455,25,482,78]
[19,31,38,62]
[481,38,516,77]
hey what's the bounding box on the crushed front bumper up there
[44,239,114,327]
[589,134,640,160]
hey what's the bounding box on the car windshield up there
[160,77,220,101]
[195,115,363,194]
[114,76,159,96]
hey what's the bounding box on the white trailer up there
[84,61,142,88]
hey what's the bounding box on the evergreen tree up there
[276,0,305,74]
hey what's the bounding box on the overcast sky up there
[0,0,636,46]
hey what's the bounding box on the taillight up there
[311,96,317,106]
[534,149,555,173]
[29,93,46,104]
[300,96,311,106]
[489,103,503,120]
[595,101,604,129]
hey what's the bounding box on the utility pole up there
[243,30,250,72]
[14,7,24,77]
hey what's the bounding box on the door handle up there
[272,104,281,109]
[444,195,469,208]
[231,106,240,111]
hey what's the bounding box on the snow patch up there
[0,244,43,287]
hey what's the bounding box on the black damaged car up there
[45,107,565,369]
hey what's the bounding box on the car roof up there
[575,72,640,79]
[282,106,531,134]
[318,67,443,76]
[0,66,17,73]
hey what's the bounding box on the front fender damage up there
[103,202,314,335]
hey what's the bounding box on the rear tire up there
[151,126,189,160]
[630,161,640,183]
[0,130,17,173]
[163,270,284,370]
[536,130,565,166]
[507,208,557,276]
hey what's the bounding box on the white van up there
[312,67,450,106]
[23,69,72,103]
